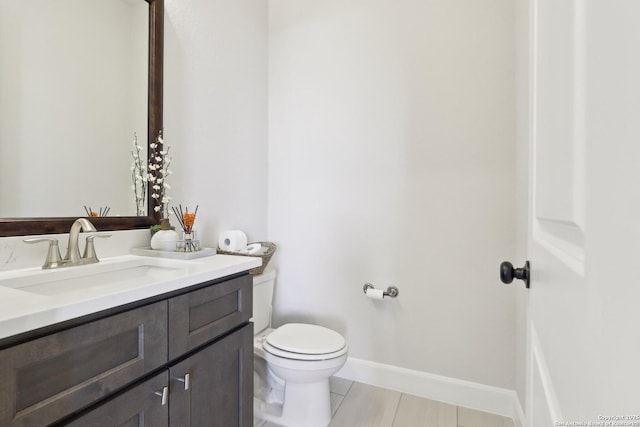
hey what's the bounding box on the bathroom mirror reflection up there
[0,0,149,218]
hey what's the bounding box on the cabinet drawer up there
[168,275,251,359]
[65,371,169,427]
[0,301,168,427]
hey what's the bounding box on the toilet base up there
[254,378,332,427]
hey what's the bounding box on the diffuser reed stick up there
[84,206,110,217]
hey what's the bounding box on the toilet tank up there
[252,270,276,334]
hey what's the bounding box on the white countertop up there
[0,254,261,341]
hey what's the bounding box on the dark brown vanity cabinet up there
[0,273,253,427]
[0,302,168,427]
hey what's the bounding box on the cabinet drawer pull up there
[176,373,190,390]
[155,386,169,405]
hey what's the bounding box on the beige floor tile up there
[255,379,514,427]
[329,376,354,396]
[392,393,457,427]
[329,382,401,427]
[458,406,514,427]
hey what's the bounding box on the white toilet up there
[252,271,348,427]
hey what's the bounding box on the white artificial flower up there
[154,206,161,212]
[151,193,160,199]
[153,185,161,190]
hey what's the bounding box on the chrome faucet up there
[24,218,111,269]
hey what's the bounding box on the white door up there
[527,0,640,425]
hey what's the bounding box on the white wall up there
[164,0,268,246]
[268,0,518,389]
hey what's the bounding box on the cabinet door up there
[168,275,251,359]
[0,301,167,427]
[169,323,253,427]
[64,371,169,427]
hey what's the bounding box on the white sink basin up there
[0,257,199,297]
[0,253,261,341]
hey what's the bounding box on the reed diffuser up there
[172,205,200,252]
[83,206,110,217]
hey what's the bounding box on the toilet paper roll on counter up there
[244,243,262,254]
[232,243,267,255]
[365,288,385,300]
[218,230,248,252]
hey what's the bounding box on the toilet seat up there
[263,341,348,361]
[263,323,347,361]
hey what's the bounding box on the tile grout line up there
[342,379,354,396]
[389,393,403,427]
[331,395,346,421]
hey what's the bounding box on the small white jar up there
[150,219,179,251]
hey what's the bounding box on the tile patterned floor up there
[255,377,515,427]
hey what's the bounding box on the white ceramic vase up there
[150,219,179,251]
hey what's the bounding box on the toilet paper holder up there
[363,283,399,298]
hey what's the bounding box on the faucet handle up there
[83,234,112,262]
[24,238,63,269]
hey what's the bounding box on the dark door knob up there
[500,260,530,288]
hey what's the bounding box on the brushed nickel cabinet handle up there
[155,386,169,405]
[176,373,190,390]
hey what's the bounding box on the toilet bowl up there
[253,272,348,427]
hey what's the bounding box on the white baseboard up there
[335,357,526,427]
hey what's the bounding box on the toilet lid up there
[265,323,346,355]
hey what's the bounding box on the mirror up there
[0,0,163,237]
